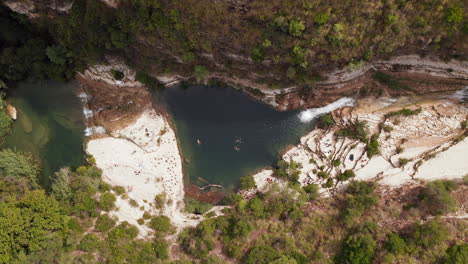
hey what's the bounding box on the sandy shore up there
[252,96,467,194]
[87,109,206,237]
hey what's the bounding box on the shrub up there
[244,245,279,264]
[0,97,12,138]
[336,170,356,182]
[335,121,368,142]
[185,198,213,215]
[78,234,100,252]
[291,45,307,66]
[336,232,376,264]
[110,69,124,80]
[406,220,449,254]
[99,192,116,211]
[0,149,40,192]
[149,216,175,235]
[303,184,319,200]
[398,158,409,167]
[51,168,72,201]
[418,180,458,215]
[289,20,305,37]
[366,134,380,158]
[95,214,116,232]
[332,159,341,167]
[446,7,463,24]
[194,65,209,81]
[317,171,329,179]
[440,243,468,264]
[135,71,160,89]
[384,108,422,118]
[154,193,166,209]
[251,47,265,62]
[239,175,257,190]
[319,113,335,128]
[341,181,378,225]
[373,72,410,91]
[112,185,126,196]
[247,197,265,218]
[314,13,330,25]
[153,238,169,260]
[385,233,407,255]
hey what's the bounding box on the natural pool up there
[160,85,322,189]
[3,80,85,187]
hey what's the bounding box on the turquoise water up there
[160,85,316,189]
[3,80,85,186]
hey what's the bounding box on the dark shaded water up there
[160,85,316,188]
[3,81,85,186]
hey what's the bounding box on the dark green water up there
[3,80,85,186]
[160,85,316,189]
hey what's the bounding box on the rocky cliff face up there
[3,0,73,18]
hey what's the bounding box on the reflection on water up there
[3,80,85,187]
[161,85,348,188]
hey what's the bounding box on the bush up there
[314,13,330,25]
[0,149,40,193]
[78,234,100,252]
[317,171,329,179]
[384,108,422,118]
[154,193,166,209]
[385,233,407,255]
[135,71,160,89]
[153,238,169,260]
[398,158,409,167]
[446,7,463,24]
[247,197,266,218]
[112,185,126,196]
[0,97,12,138]
[95,214,116,232]
[244,245,279,264]
[149,216,175,235]
[336,170,355,182]
[440,243,468,264]
[239,175,257,190]
[319,113,335,128]
[407,219,449,252]
[303,184,319,200]
[110,69,124,80]
[335,121,368,142]
[289,20,305,37]
[185,198,213,215]
[336,232,376,264]
[99,192,116,211]
[51,168,72,201]
[418,180,458,215]
[194,65,209,82]
[341,181,378,225]
[332,159,341,167]
[366,134,380,158]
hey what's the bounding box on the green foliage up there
[341,181,378,225]
[373,72,410,91]
[0,190,65,263]
[112,185,126,196]
[274,160,302,182]
[185,197,213,215]
[0,149,40,197]
[135,71,161,89]
[247,197,266,218]
[78,234,100,252]
[440,243,468,264]
[336,231,376,264]
[385,233,407,255]
[244,245,279,264]
[154,193,166,209]
[336,170,356,182]
[240,175,257,190]
[332,159,341,167]
[319,113,335,128]
[153,238,169,260]
[51,168,72,201]
[398,158,409,167]
[194,65,209,82]
[251,47,265,62]
[335,120,369,142]
[0,97,12,138]
[111,69,124,80]
[446,7,464,24]
[418,180,458,215]
[149,215,175,235]
[366,134,380,158]
[95,214,116,232]
[99,192,116,211]
[385,108,422,118]
[303,184,319,200]
[314,13,330,25]
[291,45,307,66]
[406,219,449,253]
[289,20,305,37]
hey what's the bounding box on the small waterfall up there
[84,126,106,136]
[298,97,355,122]
[451,86,468,103]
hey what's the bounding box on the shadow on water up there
[2,80,85,187]
[156,85,317,190]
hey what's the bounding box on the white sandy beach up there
[87,109,204,237]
